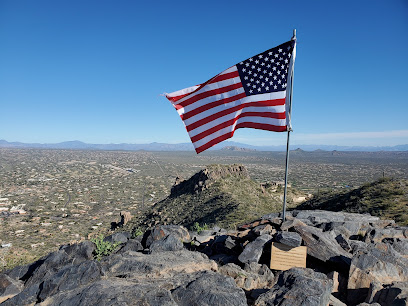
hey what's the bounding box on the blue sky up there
[1,0,407,147]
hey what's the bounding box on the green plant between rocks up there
[191,222,209,234]
[132,227,144,238]
[91,235,121,261]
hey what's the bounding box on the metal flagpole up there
[282,29,296,222]
[282,130,290,222]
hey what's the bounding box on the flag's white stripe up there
[187,105,286,137]
[176,76,240,105]
[177,87,245,116]
[167,85,200,101]
[182,91,286,126]
[219,66,237,75]
[167,67,238,103]
[191,116,287,148]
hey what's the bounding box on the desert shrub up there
[132,227,143,238]
[191,222,209,234]
[91,235,121,261]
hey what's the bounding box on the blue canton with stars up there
[236,40,295,96]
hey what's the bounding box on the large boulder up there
[291,210,380,225]
[254,267,333,306]
[35,278,178,306]
[2,261,103,305]
[293,224,352,270]
[103,249,217,279]
[6,241,95,287]
[42,271,247,306]
[347,243,408,304]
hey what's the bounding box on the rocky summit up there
[132,164,303,229]
[1,210,408,305]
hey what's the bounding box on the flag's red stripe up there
[178,82,243,108]
[195,132,235,154]
[236,122,287,132]
[208,71,240,84]
[180,92,246,121]
[194,122,287,153]
[190,112,286,143]
[167,95,184,102]
[168,71,239,104]
[185,98,286,132]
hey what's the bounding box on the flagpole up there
[282,29,296,222]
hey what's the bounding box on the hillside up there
[129,164,304,230]
[296,177,408,225]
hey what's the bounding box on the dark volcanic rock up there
[323,221,362,239]
[0,274,23,303]
[275,231,302,247]
[172,270,247,306]
[294,224,352,270]
[4,209,408,306]
[210,254,239,265]
[144,225,190,248]
[6,241,95,288]
[3,261,103,305]
[347,243,408,304]
[335,234,352,252]
[1,281,40,305]
[364,227,407,244]
[103,250,217,279]
[39,279,178,306]
[104,231,130,244]
[219,263,274,291]
[211,235,237,255]
[280,218,307,231]
[117,238,143,253]
[385,238,408,259]
[367,281,408,305]
[254,267,333,306]
[38,260,103,302]
[252,224,275,236]
[149,233,184,253]
[291,210,380,224]
[238,234,272,264]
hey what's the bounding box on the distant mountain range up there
[0,139,407,152]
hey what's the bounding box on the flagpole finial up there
[292,29,296,40]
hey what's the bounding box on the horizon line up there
[1,138,407,150]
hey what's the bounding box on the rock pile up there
[1,210,407,305]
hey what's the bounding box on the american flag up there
[166,39,296,154]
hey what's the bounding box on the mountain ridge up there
[1,139,407,152]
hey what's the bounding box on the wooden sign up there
[270,242,307,271]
